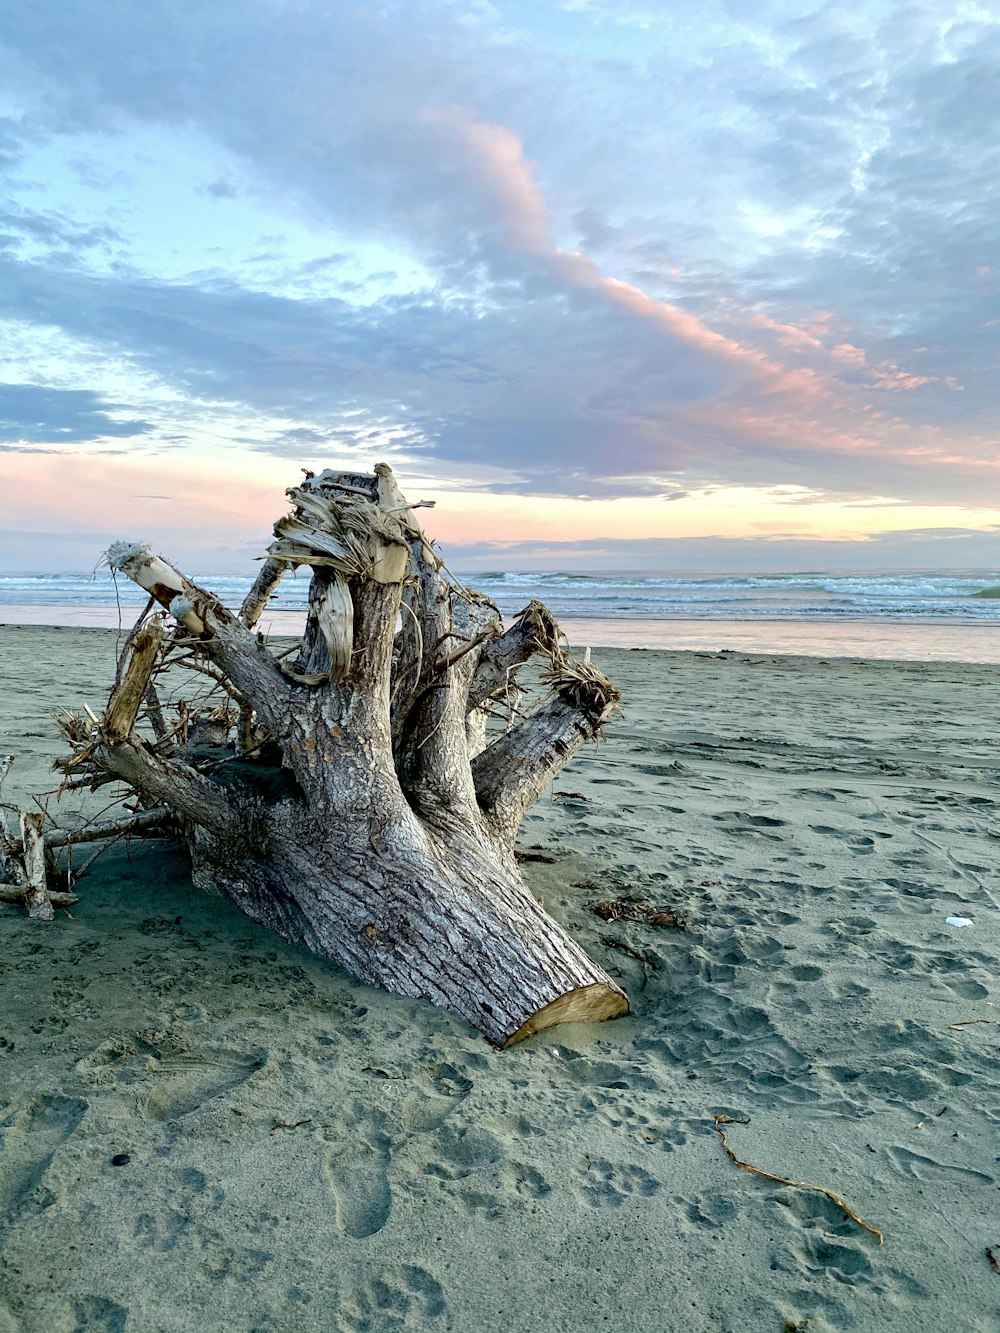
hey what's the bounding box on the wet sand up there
[1,627,998,1332]
[7,603,1000,663]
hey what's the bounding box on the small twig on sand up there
[947,1018,994,1030]
[712,1115,884,1246]
[271,1118,312,1131]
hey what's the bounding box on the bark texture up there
[9,467,627,1047]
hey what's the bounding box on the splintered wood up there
[103,622,164,742]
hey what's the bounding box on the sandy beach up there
[1,626,998,1332]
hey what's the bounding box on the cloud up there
[0,201,121,258]
[0,383,155,444]
[0,0,996,517]
[202,177,240,199]
[0,233,992,506]
[447,525,1000,573]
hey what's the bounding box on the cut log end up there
[501,983,630,1049]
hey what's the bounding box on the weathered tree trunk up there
[19,812,53,921]
[8,467,628,1047]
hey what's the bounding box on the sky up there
[1,0,998,574]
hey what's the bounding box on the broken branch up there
[20,812,54,921]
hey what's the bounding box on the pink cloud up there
[419,105,991,477]
[831,342,867,367]
[747,312,826,353]
[868,366,936,391]
[418,108,552,255]
[419,105,814,396]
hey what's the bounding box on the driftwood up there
[4,466,628,1047]
[0,755,21,887]
[19,812,54,921]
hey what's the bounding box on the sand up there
[1,626,998,1332]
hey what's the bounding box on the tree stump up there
[12,466,629,1047]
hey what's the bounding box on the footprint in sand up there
[321,1061,477,1237]
[885,1145,994,1185]
[427,1061,474,1098]
[143,1045,267,1121]
[573,1156,662,1208]
[400,1092,458,1134]
[712,811,787,839]
[774,1230,874,1283]
[680,1191,738,1230]
[498,1161,551,1201]
[0,1092,88,1232]
[76,1035,144,1085]
[77,1034,267,1120]
[44,1296,128,1333]
[323,1151,392,1239]
[333,1263,446,1332]
[789,964,823,982]
[399,1061,473,1134]
[132,1166,225,1255]
[317,1096,395,1239]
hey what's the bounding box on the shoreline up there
[5,605,1000,665]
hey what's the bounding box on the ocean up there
[3,569,1000,663]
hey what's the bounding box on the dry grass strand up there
[712,1115,884,1246]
